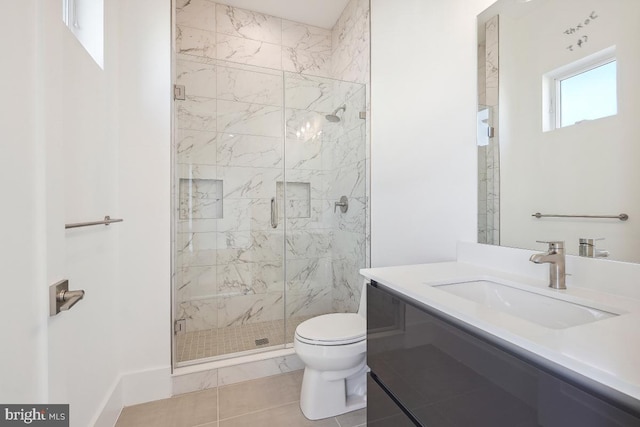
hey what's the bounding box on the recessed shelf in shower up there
[179,178,223,220]
[276,181,311,218]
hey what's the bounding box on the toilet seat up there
[295,313,365,346]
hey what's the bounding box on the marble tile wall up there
[176,0,333,76]
[174,0,370,341]
[331,0,370,85]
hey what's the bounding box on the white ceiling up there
[215,0,351,29]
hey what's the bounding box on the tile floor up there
[176,316,315,363]
[115,370,366,427]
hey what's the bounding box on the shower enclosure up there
[172,57,367,365]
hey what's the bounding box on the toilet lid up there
[295,313,366,345]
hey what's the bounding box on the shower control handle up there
[334,196,349,213]
[270,197,278,228]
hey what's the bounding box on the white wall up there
[370,0,495,267]
[117,0,172,378]
[40,0,121,425]
[0,0,48,403]
[499,0,640,262]
[0,0,171,424]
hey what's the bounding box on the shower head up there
[325,104,346,122]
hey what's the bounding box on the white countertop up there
[360,261,640,402]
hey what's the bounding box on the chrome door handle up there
[59,290,85,311]
[270,197,278,228]
[50,280,85,316]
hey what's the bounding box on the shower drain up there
[255,338,269,346]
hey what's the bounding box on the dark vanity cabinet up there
[367,282,640,427]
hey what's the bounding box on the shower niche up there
[277,182,311,219]
[172,0,370,366]
[179,178,223,220]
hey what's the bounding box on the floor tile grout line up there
[191,420,218,427]
[217,399,302,422]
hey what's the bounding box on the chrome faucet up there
[529,241,566,290]
[579,238,609,258]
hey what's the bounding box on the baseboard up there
[91,366,172,426]
[91,376,123,427]
[122,366,172,406]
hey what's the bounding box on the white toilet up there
[294,282,368,420]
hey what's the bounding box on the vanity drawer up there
[367,282,640,427]
[367,373,418,426]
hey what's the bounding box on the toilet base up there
[299,364,368,420]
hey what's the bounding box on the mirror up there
[477,0,640,263]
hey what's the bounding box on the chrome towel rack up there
[532,212,628,221]
[65,215,124,229]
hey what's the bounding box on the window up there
[544,47,617,131]
[62,0,104,69]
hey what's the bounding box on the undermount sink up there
[431,278,619,329]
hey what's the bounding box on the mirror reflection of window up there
[544,47,618,131]
[559,60,617,127]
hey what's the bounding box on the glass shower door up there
[283,72,367,342]
[173,58,286,365]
